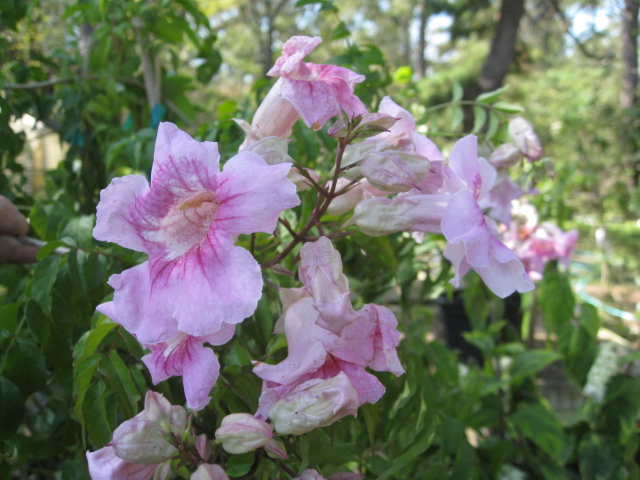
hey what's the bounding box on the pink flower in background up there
[268,36,367,130]
[94,122,299,407]
[441,135,534,297]
[253,237,404,421]
[509,117,542,162]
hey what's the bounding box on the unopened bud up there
[264,438,289,460]
[191,464,230,480]
[112,418,178,465]
[509,117,542,162]
[360,151,429,193]
[144,391,187,435]
[214,413,274,454]
[268,373,359,435]
[488,143,521,169]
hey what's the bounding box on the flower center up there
[178,191,219,228]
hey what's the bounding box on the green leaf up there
[83,381,112,447]
[472,106,487,133]
[350,232,398,274]
[393,66,413,84]
[59,215,95,247]
[510,404,565,459]
[109,350,142,410]
[73,320,118,362]
[0,302,21,332]
[476,85,509,104]
[538,262,574,333]
[452,80,463,103]
[451,106,463,131]
[376,421,437,480]
[98,352,138,419]
[73,353,103,429]
[578,304,600,339]
[32,255,60,317]
[0,377,23,441]
[36,240,71,260]
[331,20,350,41]
[485,111,500,140]
[493,102,525,113]
[509,350,560,382]
[361,402,378,450]
[3,339,47,397]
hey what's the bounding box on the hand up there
[0,196,38,264]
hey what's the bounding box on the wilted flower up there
[214,413,274,454]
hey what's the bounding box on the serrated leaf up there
[32,255,60,317]
[0,377,24,441]
[3,339,47,397]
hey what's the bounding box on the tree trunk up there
[620,0,639,186]
[416,0,429,78]
[463,0,525,130]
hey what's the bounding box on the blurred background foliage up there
[1,0,640,478]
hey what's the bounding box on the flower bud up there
[214,413,274,454]
[238,78,300,148]
[293,469,326,480]
[508,117,542,162]
[360,151,429,193]
[488,143,521,169]
[264,438,289,460]
[112,418,178,465]
[144,391,187,435]
[191,464,230,480]
[268,373,359,435]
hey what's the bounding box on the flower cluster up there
[86,32,553,480]
[503,201,578,281]
[253,237,404,433]
[341,98,535,298]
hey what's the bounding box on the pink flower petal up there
[93,175,150,253]
[86,446,159,480]
[214,152,299,237]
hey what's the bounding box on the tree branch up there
[547,0,614,61]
